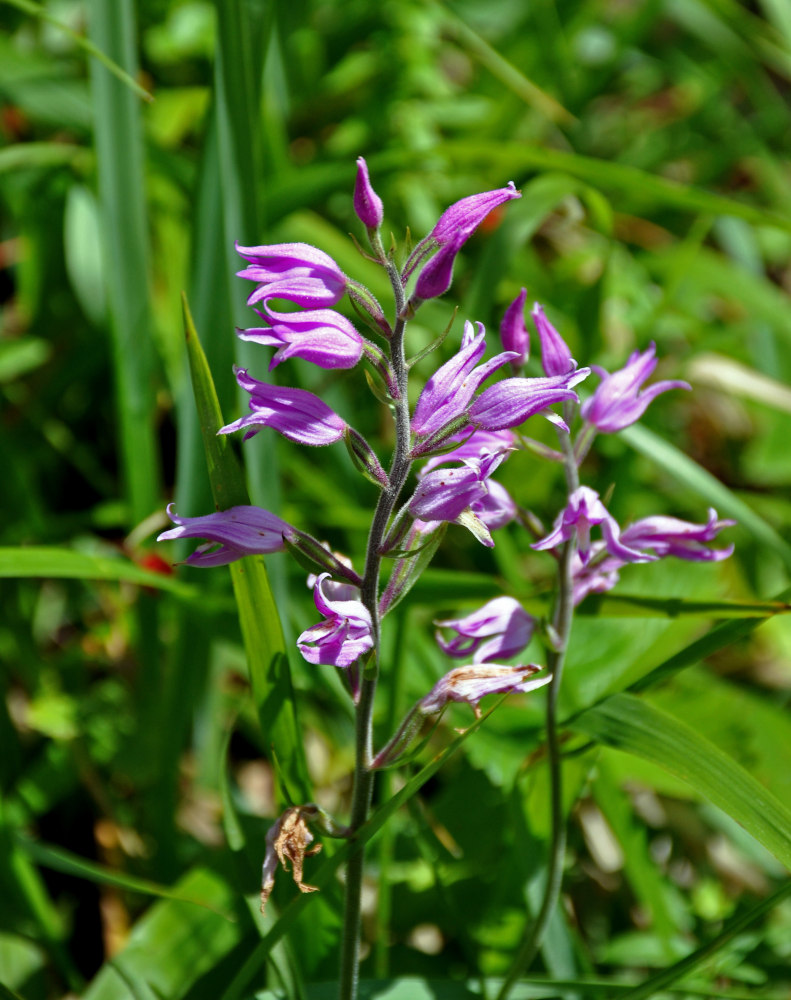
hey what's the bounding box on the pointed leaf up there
[182,295,311,803]
[574,693,791,869]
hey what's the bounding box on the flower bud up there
[285,529,363,585]
[500,289,530,370]
[344,427,389,488]
[532,303,576,376]
[353,156,384,229]
[412,232,465,303]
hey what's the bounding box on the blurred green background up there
[2,1,791,997]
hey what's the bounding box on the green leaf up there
[15,836,236,919]
[574,693,791,869]
[4,0,153,102]
[579,593,791,619]
[0,546,195,596]
[81,868,241,1000]
[627,580,791,695]
[436,4,576,125]
[182,296,311,804]
[88,0,161,526]
[0,141,90,175]
[63,185,106,326]
[0,337,51,383]
[618,878,791,1000]
[442,140,791,233]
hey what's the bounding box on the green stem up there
[496,424,580,1000]
[338,235,412,1000]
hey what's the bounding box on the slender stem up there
[496,425,579,1000]
[338,238,412,1000]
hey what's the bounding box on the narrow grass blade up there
[5,0,153,102]
[0,141,90,174]
[88,0,161,526]
[442,140,791,233]
[580,593,791,619]
[213,0,281,516]
[435,1,576,124]
[182,295,311,803]
[574,693,791,869]
[0,546,195,595]
[619,878,791,1000]
[620,422,791,574]
[16,836,235,919]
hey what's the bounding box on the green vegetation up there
[2,1,791,998]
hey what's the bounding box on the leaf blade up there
[574,693,791,869]
[182,296,311,803]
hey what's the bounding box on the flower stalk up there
[495,419,580,1000]
[338,229,414,1000]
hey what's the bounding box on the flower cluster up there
[158,156,735,757]
[430,296,734,678]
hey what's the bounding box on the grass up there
[1,1,791,997]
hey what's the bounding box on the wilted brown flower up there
[261,805,323,914]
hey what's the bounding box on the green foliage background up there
[2,0,791,997]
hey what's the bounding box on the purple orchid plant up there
[158,161,735,1000]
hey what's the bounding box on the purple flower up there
[532,303,576,376]
[412,322,517,442]
[297,573,374,668]
[532,487,654,565]
[568,509,735,605]
[500,289,530,369]
[436,597,534,663]
[238,309,364,370]
[430,182,521,246]
[246,276,345,313]
[236,242,346,305]
[570,542,624,605]
[420,428,515,476]
[219,367,347,445]
[419,663,550,716]
[409,450,502,518]
[411,182,521,302]
[620,508,735,561]
[581,343,690,432]
[472,478,516,531]
[353,156,383,229]
[469,369,589,432]
[157,503,294,567]
[307,551,359,603]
